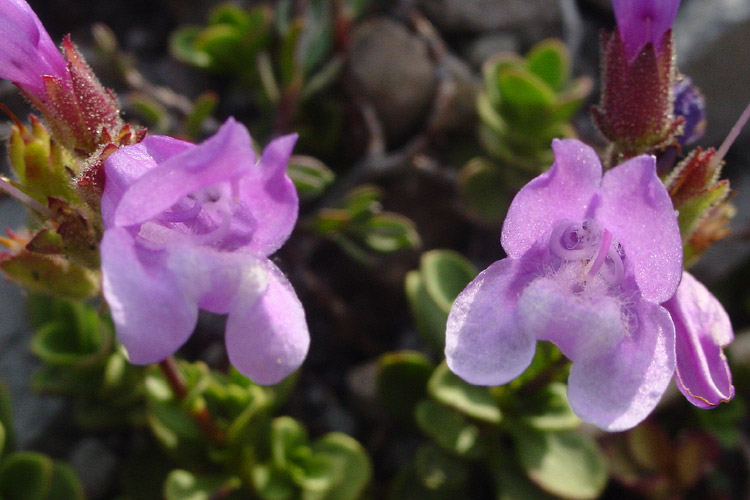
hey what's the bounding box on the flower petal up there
[239,134,299,256]
[102,135,192,227]
[612,0,680,59]
[567,299,675,431]
[0,0,67,96]
[597,154,682,303]
[114,118,256,227]
[225,259,309,385]
[445,257,537,386]
[665,272,734,409]
[502,139,602,258]
[101,227,198,364]
[518,276,626,361]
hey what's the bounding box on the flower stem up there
[158,356,225,445]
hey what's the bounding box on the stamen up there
[604,244,625,285]
[159,199,202,223]
[191,210,232,245]
[713,102,750,166]
[587,229,612,277]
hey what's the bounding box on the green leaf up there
[414,400,484,459]
[420,250,477,313]
[208,3,252,29]
[551,77,592,122]
[482,53,524,106]
[404,271,449,350]
[0,452,51,500]
[297,0,333,76]
[498,67,556,109]
[695,394,746,449]
[512,428,608,499]
[289,451,337,492]
[0,453,84,500]
[194,24,247,75]
[359,213,420,253]
[493,465,557,500]
[518,382,580,431]
[341,186,381,218]
[496,68,556,133]
[301,56,343,100]
[226,385,272,446]
[252,464,296,500]
[428,362,501,424]
[129,92,170,134]
[30,298,110,367]
[414,444,469,491]
[279,21,303,88]
[376,351,434,420]
[457,157,517,224]
[525,39,569,92]
[271,416,309,469]
[145,374,207,465]
[677,180,730,240]
[164,470,239,500]
[307,433,372,500]
[184,92,218,141]
[170,27,212,68]
[287,155,335,200]
[0,382,15,455]
[46,463,85,500]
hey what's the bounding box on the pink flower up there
[0,0,68,99]
[446,139,683,431]
[665,272,734,409]
[101,118,309,384]
[612,0,681,60]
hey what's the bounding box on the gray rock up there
[349,18,437,145]
[0,198,65,448]
[676,0,750,146]
[466,32,520,68]
[418,0,563,36]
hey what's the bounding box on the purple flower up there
[673,77,706,146]
[665,271,734,409]
[612,0,681,60]
[100,118,309,384]
[0,0,68,99]
[446,139,683,431]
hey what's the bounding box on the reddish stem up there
[158,356,226,445]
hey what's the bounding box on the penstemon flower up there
[445,139,683,431]
[611,0,680,60]
[0,0,68,99]
[593,0,683,158]
[100,118,309,384]
[0,0,122,154]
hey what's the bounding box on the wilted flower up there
[446,139,683,431]
[612,0,681,60]
[665,271,734,409]
[101,118,309,384]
